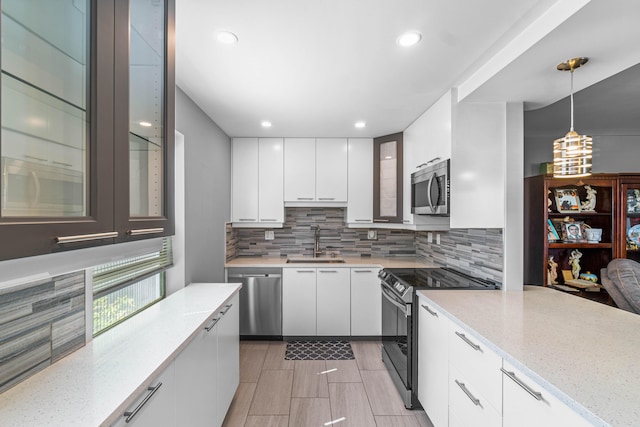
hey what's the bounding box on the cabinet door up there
[217,294,240,427]
[347,139,373,224]
[112,362,176,427]
[350,268,381,335]
[174,317,218,427]
[373,132,403,223]
[316,268,350,335]
[502,360,592,427]
[283,268,317,335]
[449,365,500,427]
[284,138,316,202]
[231,138,259,223]
[316,138,348,202]
[417,299,449,427]
[115,0,175,241]
[621,181,640,262]
[258,138,284,223]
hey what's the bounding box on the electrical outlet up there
[265,230,274,240]
[367,230,377,240]
[436,233,441,245]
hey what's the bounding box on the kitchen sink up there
[286,256,345,263]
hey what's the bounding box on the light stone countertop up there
[225,256,435,269]
[0,283,241,427]
[417,285,640,427]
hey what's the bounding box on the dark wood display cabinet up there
[524,174,618,296]
[618,174,640,262]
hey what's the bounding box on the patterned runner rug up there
[284,340,355,360]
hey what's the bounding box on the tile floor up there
[222,340,435,427]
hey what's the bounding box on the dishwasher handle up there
[228,274,282,279]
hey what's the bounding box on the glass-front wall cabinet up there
[373,132,403,223]
[1,0,88,218]
[0,0,174,262]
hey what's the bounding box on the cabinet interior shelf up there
[626,213,640,218]
[548,212,612,217]
[548,242,612,249]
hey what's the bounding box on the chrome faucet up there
[313,225,322,258]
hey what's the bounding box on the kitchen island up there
[417,285,640,426]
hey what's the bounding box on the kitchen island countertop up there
[417,285,640,426]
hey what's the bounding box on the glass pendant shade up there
[553,130,592,178]
[553,57,592,178]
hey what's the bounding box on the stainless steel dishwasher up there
[226,268,282,339]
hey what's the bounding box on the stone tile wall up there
[415,228,503,284]
[0,271,85,393]
[228,208,416,260]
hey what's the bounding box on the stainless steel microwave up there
[411,158,450,215]
[1,157,85,217]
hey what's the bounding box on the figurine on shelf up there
[548,189,553,213]
[580,185,597,212]
[548,256,558,285]
[569,249,583,279]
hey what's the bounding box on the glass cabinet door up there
[623,183,640,262]
[1,0,89,218]
[129,0,165,218]
[373,132,403,223]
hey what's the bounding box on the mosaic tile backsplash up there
[0,271,85,393]
[226,207,503,284]
[228,208,416,260]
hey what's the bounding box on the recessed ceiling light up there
[261,121,272,128]
[215,31,238,44]
[139,121,152,127]
[354,121,366,129]
[397,31,422,47]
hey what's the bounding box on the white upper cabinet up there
[284,138,316,202]
[258,138,284,223]
[316,138,348,202]
[346,138,373,224]
[232,138,259,223]
[232,138,284,227]
[284,138,347,205]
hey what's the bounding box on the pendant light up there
[553,57,592,178]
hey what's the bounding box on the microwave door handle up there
[427,172,437,213]
[30,171,41,206]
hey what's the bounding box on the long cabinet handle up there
[455,331,481,351]
[352,270,373,273]
[260,219,278,222]
[124,382,163,422]
[454,380,481,407]
[318,197,335,200]
[56,231,118,244]
[128,228,164,236]
[297,197,314,200]
[220,304,232,315]
[354,219,372,222]
[421,304,438,317]
[238,218,257,222]
[373,219,389,223]
[501,368,543,401]
[318,270,338,273]
[296,270,315,273]
[205,317,220,332]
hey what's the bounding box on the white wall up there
[175,87,231,284]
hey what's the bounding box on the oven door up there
[381,283,411,391]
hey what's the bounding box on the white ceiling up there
[175,0,640,138]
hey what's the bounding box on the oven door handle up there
[381,284,409,317]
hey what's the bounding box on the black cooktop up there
[381,267,498,290]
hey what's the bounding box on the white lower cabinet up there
[502,360,593,427]
[350,268,381,336]
[113,295,239,427]
[216,294,240,426]
[316,268,350,335]
[417,300,449,427]
[449,365,500,427]
[283,268,317,335]
[174,316,218,427]
[112,362,176,427]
